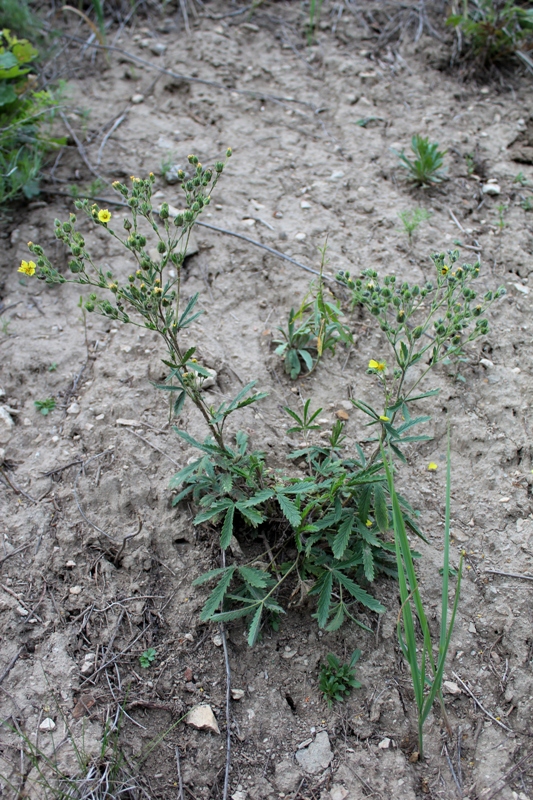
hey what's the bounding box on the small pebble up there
[300,201,311,209]
[39,718,56,732]
[69,585,83,595]
[150,42,166,56]
[482,183,500,195]
[131,94,145,104]
[67,403,80,415]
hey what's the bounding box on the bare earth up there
[1,2,533,798]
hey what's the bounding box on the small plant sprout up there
[319,650,362,707]
[394,134,447,186]
[521,196,533,212]
[514,171,530,186]
[139,648,157,668]
[397,207,432,243]
[34,397,56,415]
[496,202,507,231]
[447,1,533,69]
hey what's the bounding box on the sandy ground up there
[1,2,533,798]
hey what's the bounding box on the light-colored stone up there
[150,42,166,56]
[330,786,349,800]
[378,737,391,749]
[0,406,15,445]
[482,183,501,195]
[186,704,220,734]
[231,792,247,800]
[274,760,301,792]
[0,447,5,466]
[39,718,56,731]
[116,418,141,427]
[69,585,83,595]
[295,731,333,774]
[212,634,222,647]
[131,94,145,104]
[231,688,245,700]
[443,681,461,695]
[67,403,80,415]
[294,232,306,241]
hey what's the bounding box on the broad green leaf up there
[325,604,345,632]
[173,391,186,416]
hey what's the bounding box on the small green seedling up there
[397,208,432,243]
[34,397,55,415]
[48,362,58,372]
[139,648,157,668]
[496,203,507,231]
[319,650,361,707]
[521,197,533,212]
[395,134,447,186]
[514,171,530,186]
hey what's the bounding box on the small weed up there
[48,362,58,371]
[496,202,507,231]
[465,152,476,174]
[1,318,11,335]
[521,196,533,212]
[319,650,361,707]
[514,171,530,186]
[394,134,447,186]
[397,208,432,243]
[274,246,351,379]
[307,0,323,44]
[34,397,55,415]
[139,648,157,668]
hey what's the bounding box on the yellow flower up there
[368,359,386,372]
[379,415,390,422]
[440,266,449,276]
[365,519,372,528]
[18,260,36,276]
[98,209,112,224]
[427,462,438,471]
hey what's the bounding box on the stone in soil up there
[186,704,220,735]
[295,730,333,774]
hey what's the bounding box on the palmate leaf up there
[236,504,264,527]
[169,459,203,488]
[238,566,271,588]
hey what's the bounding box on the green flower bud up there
[397,310,405,323]
[412,326,423,339]
[174,214,184,227]
[123,218,132,231]
[157,241,166,254]
[74,200,84,210]
[226,147,232,157]
[69,260,83,273]
[71,246,81,257]
[128,198,138,208]
[215,161,224,173]
[160,203,169,220]
[191,201,200,212]
[184,210,194,222]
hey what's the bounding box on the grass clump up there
[398,207,432,243]
[447,0,533,71]
[395,135,447,187]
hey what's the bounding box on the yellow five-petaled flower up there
[427,462,438,471]
[18,260,36,276]
[379,415,390,422]
[98,209,112,224]
[368,359,386,372]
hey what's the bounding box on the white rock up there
[482,183,501,195]
[231,688,245,700]
[212,634,222,647]
[131,94,145,104]
[300,201,312,209]
[80,661,94,676]
[66,560,77,568]
[479,358,494,369]
[0,406,15,445]
[69,585,83,595]
[39,718,56,731]
[294,232,306,241]
[330,171,345,180]
[232,792,247,800]
[378,737,391,749]
[513,283,529,294]
[17,606,29,616]
[295,731,333,774]
[443,681,461,695]
[199,367,217,390]
[150,42,166,56]
[116,418,140,427]
[95,414,105,421]
[186,704,220,734]
[242,218,256,227]
[84,653,96,662]
[330,786,349,800]
[67,403,80,415]
[0,447,5,466]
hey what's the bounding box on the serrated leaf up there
[240,488,275,507]
[169,459,202,488]
[276,493,301,527]
[325,604,345,632]
[194,499,233,524]
[210,606,256,623]
[174,391,186,416]
[335,571,385,613]
[220,505,235,550]
[199,567,235,620]
[362,544,375,582]
[373,483,389,533]
[237,505,264,527]
[193,567,232,586]
[238,566,270,588]
[332,513,353,559]
[247,605,263,646]
[313,571,333,628]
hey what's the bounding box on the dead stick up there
[452,672,514,733]
[0,648,24,685]
[485,568,533,582]
[0,543,32,565]
[175,746,185,800]
[58,110,102,180]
